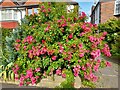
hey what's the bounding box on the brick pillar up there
[26,8,28,15]
[32,8,34,15]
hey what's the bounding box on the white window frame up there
[1,9,18,21]
[114,0,120,15]
[67,5,74,13]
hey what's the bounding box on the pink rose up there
[68,34,73,39]
[52,56,57,60]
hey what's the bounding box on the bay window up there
[114,0,120,15]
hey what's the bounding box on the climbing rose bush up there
[11,2,111,86]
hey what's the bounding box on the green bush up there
[98,19,120,56]
[1,28,12,66]
[5,2,112,87]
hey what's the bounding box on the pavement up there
[94,56,120,88]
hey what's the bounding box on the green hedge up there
[1,28,12,66]
[98,19,120,56]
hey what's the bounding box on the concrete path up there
[94,56,119,88]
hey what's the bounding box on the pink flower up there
[106,61,111,67]
[68,34,73,39]
[31,77,36,85]
[36,49,40,56]
[26,69,33,78]
[62,73,66,78]
[88,36,95,42]
[57,20,62,23]
[97,59,101,63]
[79,32,85,36]
[78,44,83,49]
[52,56,57,60]
[79,53,84,58]
[48,8,51,12]
[92,75,98,82]
[102,44,111,57]
[45,27,49,32]
[91,49,101,59]
[16,39,21,43]
[35,68,40,72]
[76,65,81,69]
[103,31,107,36]
[32,25,35,28]
[78,60,81,63]
[23,46,27,50]
[56,69,61,75]
[20,75,25,82]
[42,40,46,44]
[28,53,33,59]
[19,81,24,86]
[81,66,86,71]
[59,46,64,53]
[14,44,20,51]
[73,66,80,77]
[41,5,45,9]
[86,63,91,67]
[81,12,86,17]
[94,65,99,72]
[62,23,67,27]
[26,82,31,85]
[61,15,65,19]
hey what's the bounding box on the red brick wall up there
[100,1,116,23]
[0,21,19,29]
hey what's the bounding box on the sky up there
[76,0,95,22]
[79,2,94,22]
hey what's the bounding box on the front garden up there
[0,2,119,88]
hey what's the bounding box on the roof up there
[0,0,78,8]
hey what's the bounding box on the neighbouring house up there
[91,0,120,24]
[0,0,78,29]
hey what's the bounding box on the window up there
[114,0,120,15]
[14,10,17,20]
[67,5,74,13]
[28,9,32,15]
[34,8,39,14]
[1,10,12,20]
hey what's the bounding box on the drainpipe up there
[17,7,22,25]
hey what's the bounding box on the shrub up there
[1,28,12,66]
[9,2,111,86]
[98,19,120,56]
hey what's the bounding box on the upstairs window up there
[2,10,12,20]
[67,5,74,13]
[1,9,18,20]
[114,0,120,15]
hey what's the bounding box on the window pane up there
[28,9,32,15]
[34,8,38,14]
[14,10,17,19]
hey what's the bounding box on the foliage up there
[98,19,120,56]
[6,2,112,87]
[0,62,15,81]
[1,28,12,66]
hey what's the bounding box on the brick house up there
[91,0,120,24]
[0,0,78,29]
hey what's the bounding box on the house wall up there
[100,0,116,23]
[95,4,100,24]
[17,9,26,23]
